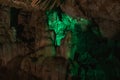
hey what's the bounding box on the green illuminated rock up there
[46,10,78,46]
[46,9,120,80]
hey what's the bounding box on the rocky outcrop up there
[61,0,120,39]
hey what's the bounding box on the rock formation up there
[0,0,120,80]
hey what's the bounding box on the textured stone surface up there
[0,5,11,43]
[61,0,120,39]
[0,0,120,80]
[0,0,119,39]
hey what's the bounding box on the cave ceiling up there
[0,0,120,40]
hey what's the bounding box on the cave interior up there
[0,0,120,80]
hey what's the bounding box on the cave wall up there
[67,0,120,39]
[0,6,56,65]
[0,0,120,80]
[0,5,60,80]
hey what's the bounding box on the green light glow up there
[46,10,89,46]
[46,10,90,60]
